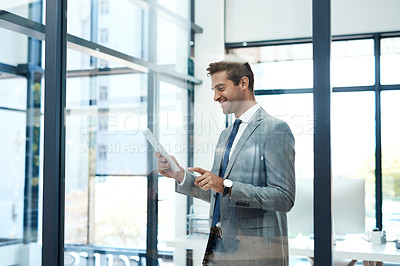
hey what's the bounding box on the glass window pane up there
[1,0,44,24]
[65,49,149,263]
[381,90,400,238]
[257,94,314,264]
[158,80,188,253]
[157,11,190,74]
[94,176,148,248]
[331,92,375,232]
[0,111,26,232]
[0,28,28,66]
[0,77,27,110]
[331,39,375,87]
[229,43,313,90]
[67,0,146,59]
[158,0,190,19]
[257,94,313,179]
[381,37,400,85]
[0,36,43,265]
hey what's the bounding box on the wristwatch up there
[222,179,233,196]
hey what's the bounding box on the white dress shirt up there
[230,103,261,159]
[178,103,261,185]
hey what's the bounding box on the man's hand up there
[188,167,224,193]
[155,152,184,183]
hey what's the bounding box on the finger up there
[158,161,170,171]
[187,167,207,175]
[200,182,211,191]
[194,174,207,186]
[155,152,161,158]
[157,156,167,163]
[195,178,207,189]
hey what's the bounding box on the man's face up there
[211,71,243,115]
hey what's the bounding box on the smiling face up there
[211,71,244,116]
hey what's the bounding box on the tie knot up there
[233,119,242,129]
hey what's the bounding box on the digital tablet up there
[143,129,180,172]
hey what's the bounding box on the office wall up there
[225,0,400,43]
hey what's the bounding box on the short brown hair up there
[206,61,254,91]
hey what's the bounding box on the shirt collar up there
[238,103,261,124]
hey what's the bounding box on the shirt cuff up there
[177,171,187,186]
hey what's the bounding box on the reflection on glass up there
[158,0,190,19]
[0,24,43,264]
[65,63,149,263]
[158,80,188,252]
[94,176,148,248]
[0,110,26,234]
[1,0,44,24]
[0,77,27,110]
[331,39,375,87]
[229,43,313,90]
[257,93,313,179]
[0,28,28,66]
[381,90,400,238]
[257,94,313,265]
[67,0,145,59]
[157,11,190,74]
[331,92,375,231]
[381,37,400,85]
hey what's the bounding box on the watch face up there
[223,179,233,187]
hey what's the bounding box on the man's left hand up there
[188,167,224,193]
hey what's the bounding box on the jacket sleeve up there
[229,122,296,212]
[175,171,212,203]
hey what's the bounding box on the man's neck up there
[234,100,257,118]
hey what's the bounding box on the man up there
[156,60,295,265]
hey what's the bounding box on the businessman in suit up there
[156,61,295,265]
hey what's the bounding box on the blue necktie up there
[211,119,242,227]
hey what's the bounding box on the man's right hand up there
[155,152,185,183]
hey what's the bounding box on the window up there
[381,37,400,85]
[229,43,313,90]
[157,10,190,74]
[158,79,189,251]
[100,0,109,15]
[331,91,376,230]
[0,0,214,264]
[97,143,107,160]
[158,0,190,19]
[256,93,313,179]
[381,90,400,238]
[0,31,43,265]
[331,39,375,87]
[99,85,108,101]
[228,35,400,258]
[98,115,108,131]
[100,28,108,43]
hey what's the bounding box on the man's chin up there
[221,108,232,115]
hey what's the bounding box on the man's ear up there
[239,76,249,91]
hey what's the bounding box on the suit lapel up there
[223,109,265,178]
[212,129,230,174]
[210,129,230,209]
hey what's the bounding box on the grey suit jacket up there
[177,108,296,265]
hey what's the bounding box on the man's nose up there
[214,91,220,102]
